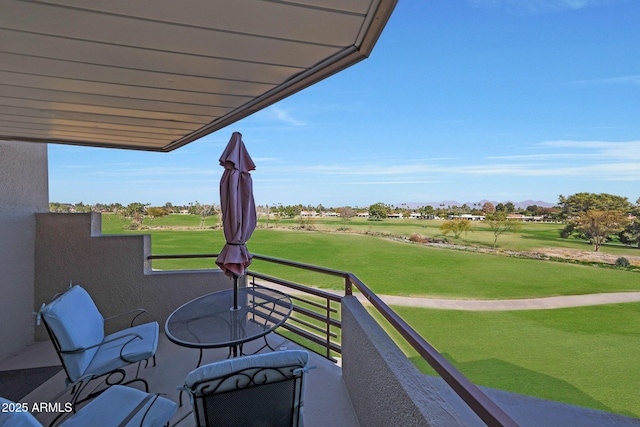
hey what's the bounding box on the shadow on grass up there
[409,354,617,416]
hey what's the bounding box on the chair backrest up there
[184,350,309,427]
[39,286,105,382]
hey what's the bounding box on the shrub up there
[409,233,430,243]
[126,221,142,230]
[615,257,631,267]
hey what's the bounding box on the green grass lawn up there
[102,212,219,228]
[106,213,640,256]
[261,216,640,255]
[249,230,640,298]
[380,304,640,418]
[103,214,640,299]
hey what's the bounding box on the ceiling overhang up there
[0,0,397,151]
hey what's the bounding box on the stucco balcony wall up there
[341,295,467,426]
[0,140,49,361]
[33,212,232,340]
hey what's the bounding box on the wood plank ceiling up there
[0,0,396,151]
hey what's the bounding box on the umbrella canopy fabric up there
[216,132,257,278]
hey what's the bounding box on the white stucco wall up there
[0,140,49,361]
[34,212,232,341]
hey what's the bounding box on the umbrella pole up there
[233,274,238,310]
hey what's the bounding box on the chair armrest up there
[104,308,149,327]
[59,332,143,355]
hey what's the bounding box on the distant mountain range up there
[398,200,556,210]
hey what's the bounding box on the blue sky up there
[49,0,640,208]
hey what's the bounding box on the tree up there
[525,205,541,216]
[619,219,640,248]
[440,219,473,238]
[539,207,559,220]
[485,212,522,249]
[573,210,628,251]
[125,202,148,224]
[193,202,214,228]
[558,192,631,219]
[281,204,301,218]
[213,204,223,229]
[481,202,496,214]
[504,202,515,214]
[73,201,91,213]
[368,202,389,221]
[418,205,435,218]
[111,203,124,215]
[49,202,71,212]
[146,207,168,220]
[558,193,632,246]
[270,203,283,227]
[338,207,356,231]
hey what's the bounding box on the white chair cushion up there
[85,322,159,378]
[0,398,41,427]
[41,286,105,382]
[58,385,176,427]
[185,350,308,394]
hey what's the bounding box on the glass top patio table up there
[165,285,292,352]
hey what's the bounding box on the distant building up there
[449,214,485,221]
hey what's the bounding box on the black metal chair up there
[37,285,158,404]
[181,350,310,427]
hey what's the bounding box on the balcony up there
[3,211,640,426]
[3,3,637,424]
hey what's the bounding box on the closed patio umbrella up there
[216,132,256,310]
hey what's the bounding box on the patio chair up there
[0,384,176,427]
[180,350,310,427]
[36,285,159,402]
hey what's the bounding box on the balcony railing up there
[247,268,342,362]
[148,252,518,427]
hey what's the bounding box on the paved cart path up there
[260,281,640,311]
[372,291,640,311]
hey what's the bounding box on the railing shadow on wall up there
[148,252,518,427]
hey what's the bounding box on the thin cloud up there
[488,153,595,161]
[269,107,306,126]
[541,140,640,159]
[446,162,640,178]
[273,156,640,182]
[300,164,433,176]
[490,140,640,161]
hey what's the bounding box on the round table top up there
[165,286,292,349]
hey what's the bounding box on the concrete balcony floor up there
[0,332,359,427]
[5,329,640,426]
